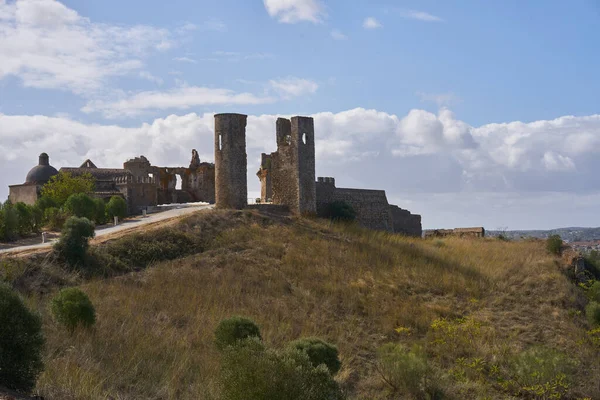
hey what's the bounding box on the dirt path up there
[0,204,214,257]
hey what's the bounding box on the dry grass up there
[14,210,599,399]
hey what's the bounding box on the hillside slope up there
[3,209,598,399]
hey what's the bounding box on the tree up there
[546,234,563,255]
[54,217,96,267]
[41,172,95,207]
[64,193,96,220]
[324,201,356,222]
[106,196,128,220]
[0,201,19,241]
[93,197,107,225]
[51,287,96,332]
[13,202,34,236]
[0,283,44,392]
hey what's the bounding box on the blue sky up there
[1,0,600,229]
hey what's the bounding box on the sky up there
[1,0,600,230]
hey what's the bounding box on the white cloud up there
[3,108,600,228]
[269,77,319,98]
[173,57,198,64]
[0,0,177,95]
[81,87,276,118]
[263,0,325,23]
[399,9,443,22]
[139,71,164,85]
[363,17,382,29]
[330,29,347,40]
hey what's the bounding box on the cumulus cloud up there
[269,77,319,98]
[363,17,382,29]
[0,0,178,95]
[82,77,318,118]
[81,87,276,118]
[263,0,325,23]
[3,108,600,229]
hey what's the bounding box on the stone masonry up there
[215,113,248,210]
[261,116,316,214]
[315,177,422,237]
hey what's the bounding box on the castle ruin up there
[8,111,422,236]
[214,113,248,210]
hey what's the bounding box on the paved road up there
[0,204,214,256]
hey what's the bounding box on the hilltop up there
[1,209,599,399]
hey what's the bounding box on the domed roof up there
[25,153,58,185]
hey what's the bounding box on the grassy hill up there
[2,209,599,399]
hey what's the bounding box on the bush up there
[0,283,44,392]
[93,197,107,225]
[289,337,341,375]
[44,207,68,231]
[64,193,97,221]
[546,234,563,255]
[35,195,58,212]
[220,338,344,400]
[324,201,356,222]
[54,217,95,268]
[0,201,19,241]
[106,196,127,220]
[215,316,262,350]
[51,287,96,332]
[586,301,600,326]
[376,343,430,396]
[14,202,34,236]
[588,281,600,303]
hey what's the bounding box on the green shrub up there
[106,196,127,220]
[586,301,600,326]
[220,338,344,400]
[102,228,201,270]
[588,281,600,303]
[54,217,95,268]
[0,283,44,392]
[35,195,58,212]
[41,171,95,207]
[51,287,96,332]
[508,346,575,398]
[0,201,19,241]
[215,316,261,350]
[93,197,107,225]
[289,337,341,375]
[44,207,68,231]
[14,202,34,236]
[323,201,356,222]
[376,343,430,396]
[64,193,96,220]
[546,234,563,255]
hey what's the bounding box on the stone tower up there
[256,153,272,202]
[214,113,248,209]
[271,116,316,214]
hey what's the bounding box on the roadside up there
[0,204,214,257]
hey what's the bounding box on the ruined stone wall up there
[257,153,272,202]
[182,163,216,203]
[214,113,247,209]
[389,205,422,237]
[333,188,393,231]
[270,117,316,214]
[315,177,336,215]
[8,184,39,205]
